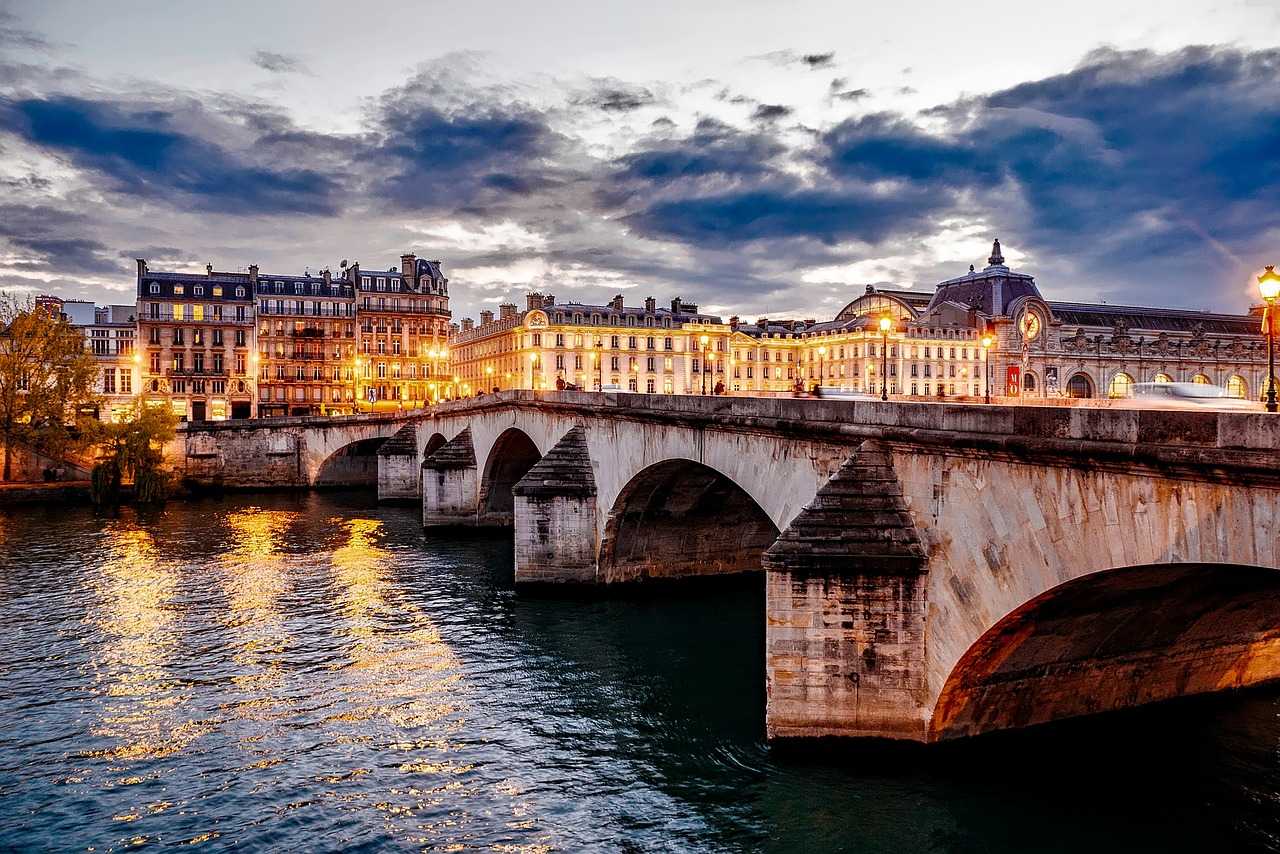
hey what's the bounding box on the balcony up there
[291,328,326,338]
[166,367,229,377]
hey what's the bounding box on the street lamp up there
[878,316,891,401]
[701,338,711,396]
[816,345,827,393]
[529,352,539,390]
[1260,265,1280,413]
[485,364,494,392]
[352,355,362,413]
[980,334,993,404]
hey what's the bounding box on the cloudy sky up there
[1,0,1278,322]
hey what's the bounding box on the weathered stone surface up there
[512,426,595,498]
[422,426,476,470]
[764,441,929,741]
[513,428,598,584]
[377,425,421,503]
[377,423,418,457]
[422,428,480,526]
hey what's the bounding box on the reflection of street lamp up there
[1260,265,1280,413]
[817,345,827,393]
[699,334,710,395]
[529,352,539,390]
[878,316,891,401]
[981,334,993,404]
[485,364,494,392]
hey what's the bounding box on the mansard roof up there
[1047,302,1261,336]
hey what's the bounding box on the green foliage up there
[0,293,99,480]
[84,398,178,505]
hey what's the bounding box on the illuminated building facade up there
[450,293,729,396]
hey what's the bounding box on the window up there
[149,282,159,294]
[173,285,184,295]
[1227,376,1248,398]
[121,371,131,394]
[194,286,204,296]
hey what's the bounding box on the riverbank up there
[0,481,91,506]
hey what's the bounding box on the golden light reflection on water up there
[85,524,206,762]
[220,508,296,716]
[324,516,547,847]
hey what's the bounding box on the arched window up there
[1153,372,1172,383]
[1023,372,1037,392]
[1227,375,1248,399]
[1192,373,1211,385]
[1108,371,1135,398]
[1067,373,1094,398]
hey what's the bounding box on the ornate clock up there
[1019,310,1041,342]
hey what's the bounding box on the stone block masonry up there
[421,428,481,526]
[512,427,598,584]
[377,424,421,503]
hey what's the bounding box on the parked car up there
[1129,382,1261,410]
[600,383,626,393]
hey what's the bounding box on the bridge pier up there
[421,428,482,527]
[763,442,930,741]
[376,424,421,504]
[512,428,599,585]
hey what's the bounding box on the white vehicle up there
[600,383,626,393]
[1129,382,1261,411]
[814,386,879,400]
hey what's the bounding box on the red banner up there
[1006,365,1021,397]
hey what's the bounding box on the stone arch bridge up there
[173,391,1280,744]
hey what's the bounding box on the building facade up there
[79,304,139,421]
[349,255,452,408]
[255,269,358,417]
[135,261,258,420]
[450,293,729,396]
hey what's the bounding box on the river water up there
[0,491,1277,853]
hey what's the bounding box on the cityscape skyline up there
[2,2,1279,324]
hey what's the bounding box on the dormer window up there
[173,285,184,295]
[149,283,159,294]
[294,284,303,294]
[236,287,245,298]
[194,285,204,296]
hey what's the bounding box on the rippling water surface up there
[1,491,1277,852]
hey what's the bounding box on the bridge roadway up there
[174,391,1280,743]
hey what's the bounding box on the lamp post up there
[879,317,891,401]
[594,339,603,391]
[698,334,710,395]
[1260,265,1280,413]
[981,334,993,404]
[529,352,539,390]
[485,364,494,392]
[352,355,362,413]
[816,345,826,394]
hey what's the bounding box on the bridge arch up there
[598,458,780,583]
[423,432,447,459]
[314,436,388,486]
[929,562,1280,741]
[479,427,543,524]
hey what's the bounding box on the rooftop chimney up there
[322,268,332,286]
[206,263,214,277]
[499,302,517,320]
[135,258,148,278]
[729,315,740,330]
[610,294,624,311]
[671,297,683,314]
[526,292,544,311]
[644,296,656,313]
[248,264,259,284]
[461,317,474,332]
[542,294,556,307]
[401,253,416,279]
[757,317,768,329]
[479,310,494,325]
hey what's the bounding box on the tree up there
[0,294,99,481]
[84,398,177,504]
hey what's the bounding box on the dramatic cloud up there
[0,95,343,213]
[751,103,792,122]
[251,50,306,74]
[0,204,119,274]
[571,79,658,112]
[1,21,1277,319]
